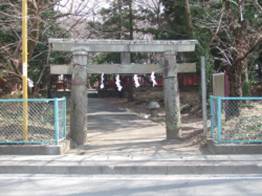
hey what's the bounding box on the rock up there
[181,104,192,113]
[147,101,160,110]
[147,101,160,117]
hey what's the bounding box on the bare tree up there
[0,0,98,94]
[195,0,261,97]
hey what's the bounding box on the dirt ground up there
[69,93,204,157]
[108,87,205,142]
[220,101,262,142]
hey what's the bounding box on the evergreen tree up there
[161,0,193,39]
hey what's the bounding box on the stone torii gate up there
[49,39,198,145]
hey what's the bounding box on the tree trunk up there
[127,0,134,102]
[128,1,134,40]
[118,0,123,39]
[225,63,243,119]
[228,64,243,97]
[184,0,193,37]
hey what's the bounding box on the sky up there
[56,0,110,14]
[56,0,163,14]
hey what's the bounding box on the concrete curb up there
[206,140,262,154]
[0,155,261,175]
[0,140,70,155]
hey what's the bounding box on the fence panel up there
[0,97,66,145]
[58,98,67,141]
[210,96,262,144]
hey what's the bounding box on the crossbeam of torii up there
[50,63,196,74]
[48,38,198,145]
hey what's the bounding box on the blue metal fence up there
[210,96,262,144]
[0,97,67,145]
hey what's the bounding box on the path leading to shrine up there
[69,95,201,158]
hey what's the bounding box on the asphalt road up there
[1,175,262,196]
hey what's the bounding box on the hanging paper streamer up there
[115,74,123,91]
[100,73,105,89]
[150,72,157,87]
[133,74,140,88]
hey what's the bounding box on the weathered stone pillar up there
[70,49,88,145]
[164,51,181,139]
[121,52,134,101]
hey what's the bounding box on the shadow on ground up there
[68,97,204,158]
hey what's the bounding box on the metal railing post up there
[63,97,67,139]
[210,96,214,139]
[54,98,59,145]
[217,97,222,143]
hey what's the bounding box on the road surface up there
[0,175,262,196]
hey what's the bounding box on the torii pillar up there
[121,52,134,101]
[70,49,88,145]
[164,52,181,139]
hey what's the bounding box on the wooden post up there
[121,52,134,101]
[164,52,181,139]
[70,49,88,145]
